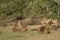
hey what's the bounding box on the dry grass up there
[0,26,60,40]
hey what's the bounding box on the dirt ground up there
[0,26,60,40]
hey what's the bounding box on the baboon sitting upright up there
[20,20,28,32]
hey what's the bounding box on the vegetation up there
[0,0,60,22]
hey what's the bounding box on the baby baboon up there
[44,27,50,34]
[20,20,28,32]
[38,26,45,33]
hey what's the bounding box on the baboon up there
[38,26,45,33]
[44,27,50,34]
[20,20,28,32]
[12,21,18,32]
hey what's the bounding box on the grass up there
[0,26,60,40]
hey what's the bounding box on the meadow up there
[0,26,60,40]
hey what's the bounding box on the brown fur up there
[48,20,53,26]
[20,27,28,32]
[12,21,18,32]
[20,20,28,32]
[44,27,50,34]
[52,25,58,30]
[13,27,18,32]
[38,26,45,33]
[57,24,60,28]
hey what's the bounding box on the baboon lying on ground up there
[47,20,58,30]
